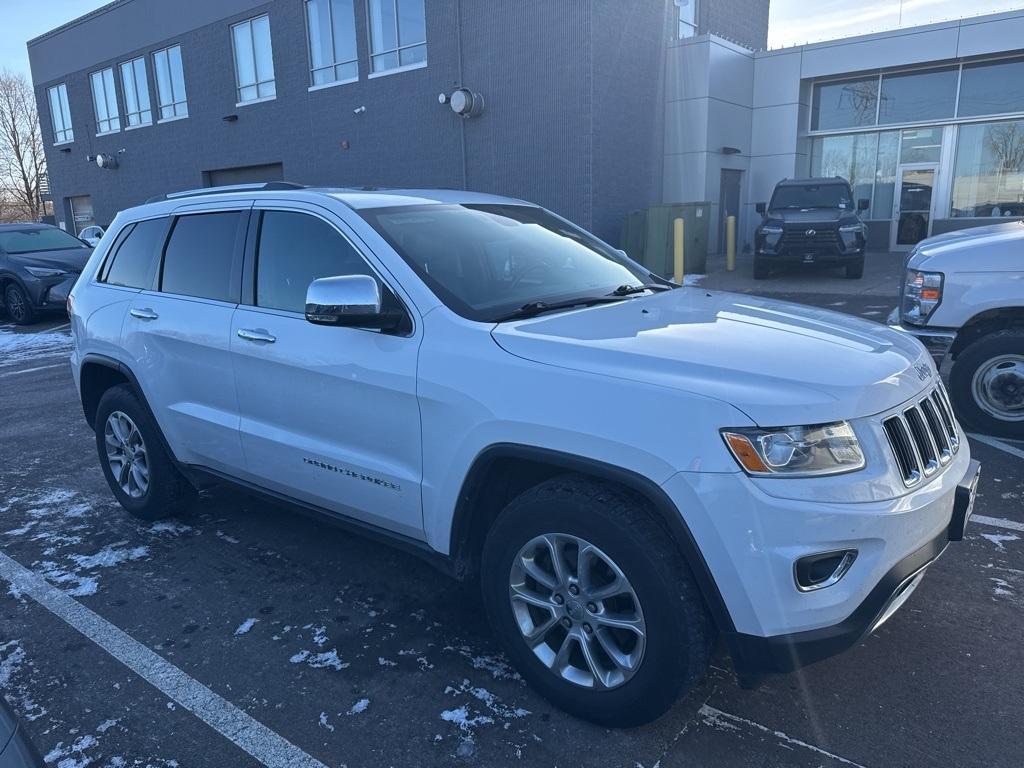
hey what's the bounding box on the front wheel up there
[95,384,197,520]
[752,256,770,280]
[844,256,865,279]
[4,283,36,325]
[481,476,713,727]
[950,331,1024,439]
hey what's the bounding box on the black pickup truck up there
[753,177,869,280]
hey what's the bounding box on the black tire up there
[480,475,713,727]
[949,330,1024,439]
[752,257,770,280]
[94,384,197,520]
[4,283,36,325]
[844,256,865,279]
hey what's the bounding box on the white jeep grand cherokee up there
[69,185,980,726]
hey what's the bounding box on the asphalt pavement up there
[1,279,1022,768]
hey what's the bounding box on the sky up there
[769,0,1024,48]
[2,0,1024,80]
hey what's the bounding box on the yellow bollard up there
[726,215,736,272]
[673,217,685,284]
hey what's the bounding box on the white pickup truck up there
[891,220,1024,439]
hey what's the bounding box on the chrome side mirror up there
[305,275,400,330]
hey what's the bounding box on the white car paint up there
[905,220,1024,329]
[70,187,970,648]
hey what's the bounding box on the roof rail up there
[145,181,307,204]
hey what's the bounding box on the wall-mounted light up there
[722,146,741,155]
[222,114,238,122]
[441,88,484,118]
[59,147,71,154]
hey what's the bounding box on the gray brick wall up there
[704,0,769,51]
[31,0,765,243]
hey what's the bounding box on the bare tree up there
[0,69,46,222]
[985,122,1024,175]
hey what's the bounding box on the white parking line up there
[698,705,867,767]
[973,515,1024,534]
[968,433,1024,461]
[0,362,67,378]
[0,552,330,768]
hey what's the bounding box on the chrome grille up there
[883,384,960,486]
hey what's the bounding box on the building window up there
[951,119,1024,218]
[306,0,358,86]
[153,45,188,120]
[120,57,152,127]
[810,130,900,219]
[676,0,698,39]
[47,83,74,144]
[878,67,957,126]
[811,77,878,131]
[367,0,426,74]
[90,67,120,134]
[959,56,1024,118]
[232,15,277,103]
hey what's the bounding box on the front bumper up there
[887,309,957,364]
[661,449,978,675]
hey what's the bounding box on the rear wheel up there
[950,331,1024,439]
[844,256,865,279]
[752,257,770,280]
[95,385,197,520]
[4,283,35,325]
[481,476,713,727]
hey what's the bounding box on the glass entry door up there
[891,165,937,250]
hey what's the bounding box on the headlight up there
[722,421,865,477]
[24,266,67,278]
[839,223,865,234]
[901,269,943,325]
[761,225,783,235]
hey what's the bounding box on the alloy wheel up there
[509,533,646,689]
[104,411,150,498]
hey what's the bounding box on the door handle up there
[129,308,158,320]
[237,328,276,343]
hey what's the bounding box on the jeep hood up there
[491,289,934,426]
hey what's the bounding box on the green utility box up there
[620,202,710,278]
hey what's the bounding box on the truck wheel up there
[753,257,770,280]
[844,257,865,279]
[4,283,36,325]
[950,330,1024,439]
[94,384,197,520]
[480,475,713,727]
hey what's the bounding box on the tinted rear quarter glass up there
[102,218,169,289]
[161,212,242,302]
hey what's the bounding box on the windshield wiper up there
[610,283,672,296]
[493,295,628,323]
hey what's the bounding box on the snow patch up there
[347,698,370,715]
[981,533,1020,551]
[377,656,396,667]
[0,329,73,369]
[318,711,335,731]
[682,274,705,287]
[289,649,349,670]
[234,618,258,636]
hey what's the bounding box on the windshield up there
[0,227,89,254]
[770,184,853,211]
[360,204,649,321]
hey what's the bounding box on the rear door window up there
[160,212,243,302]
[101,218,169,289]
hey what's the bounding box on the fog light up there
[794,549,857,592]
